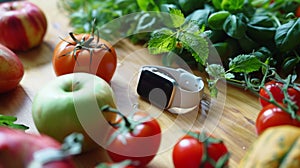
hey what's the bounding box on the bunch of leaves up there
[148,9,209,66]
[203,0,300,75]
[206,54,300,116]
[0,114,28,130]
[59,0,300,76]
[58,0,173,43]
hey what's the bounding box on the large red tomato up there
[256,103,300,135]
[0,44,24,93]
[172,132,229,168]
[52,33,117,83]
[103,107,161,168]
[259,81,300,109]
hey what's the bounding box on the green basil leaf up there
[275,18,300,52]
[229,54,263,73]
[223,14,247,39]
[249,15,275,27]
[238,35,260,53]
[186,9,211,27]
[212,0,223,10]
[148,28,176,54]
[246,24,276,43]
[178,0,205,15]
[213,42,230,60]
[208,11,230,30]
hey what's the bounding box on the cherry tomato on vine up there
[52,32,117,83]
[296,6,300,17]
[101,106,161,168]
[256,103,300,135]
[259,81,300,109]
[172,132,229,168]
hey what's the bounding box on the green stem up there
[100,105,131,128]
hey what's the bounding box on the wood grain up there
[0,0,261,167]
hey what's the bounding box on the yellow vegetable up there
[239,126,300,168]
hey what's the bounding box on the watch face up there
[137,69,175,109]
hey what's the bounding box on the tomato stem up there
[228,63,300,121]
[186,131,229,168]
[100,105,131,128]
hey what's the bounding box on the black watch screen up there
[137,68,175,109]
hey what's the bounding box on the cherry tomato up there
[296,6,300,17]
[172,132,229,168]
[106,112,161,167]
[256,103,300,135]
[259,81,300,109]
[52,33,117,83]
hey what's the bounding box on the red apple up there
[0,44,24,93]
[0,1,47,51]
[0,126,76,168]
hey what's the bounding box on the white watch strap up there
[147,66,204,113]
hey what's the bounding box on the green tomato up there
[32,72,117,152]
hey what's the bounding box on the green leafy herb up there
[223,14,247,39]
[148,28,176,54]
[0,114,29,130]
[275,18,300,52]
[148,9,209,66]
[229,54,263,73]
[170,9,185,28]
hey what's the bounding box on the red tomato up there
[0,44,24,93]
[259,81,300,109]
[256,103,300,135]
[172,132,229,168]
[296,6,300,17]
[52,33,117,83]
[106,112,161,167]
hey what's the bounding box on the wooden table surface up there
[0,0,261,167]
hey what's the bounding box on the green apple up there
[32,72,117,152]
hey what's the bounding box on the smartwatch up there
[136,65,204,114]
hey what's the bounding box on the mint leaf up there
[148,28,176,54]
[178,21,208,65]
[229,54,263,74]
[205,64,226,79]
[170,9,185,28]
[181,33,208,65]
[179,23,208,65]
[0,115,29,130]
